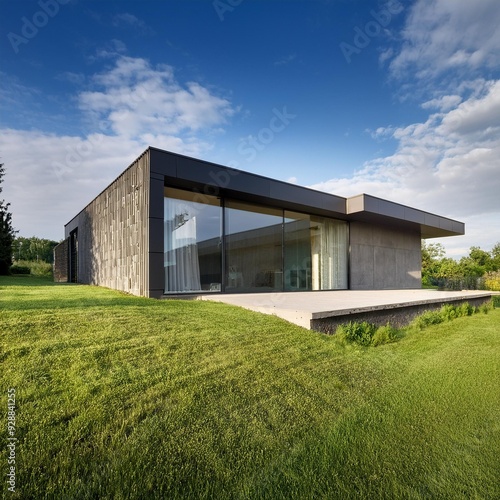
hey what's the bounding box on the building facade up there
[55,147,464,298]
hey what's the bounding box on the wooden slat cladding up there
[75,151,150,296]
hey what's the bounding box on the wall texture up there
[349,221,421,289]
[311,295,492,333]
[65,151,151,296]
[53,238,69,283]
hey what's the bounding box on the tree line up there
[1,163,60,274]
[0,164,16,274]
[12,236,60,264]
[422,241,500,290]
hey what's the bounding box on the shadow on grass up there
[0,276,157,311]
[0,276,62,287]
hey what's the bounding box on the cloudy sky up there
[1,0,499,257]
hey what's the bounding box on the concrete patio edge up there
[199,290,494,331]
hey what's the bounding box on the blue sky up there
[1,0,499,257]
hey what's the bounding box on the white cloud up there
[79,56,234,138]
[0,128,213,240]
[322,0,500,256]
[388,0,500,80]
[112,13,155,35]
[274,53,297,66]
[421,94,462,111]
[0,56,236,240]
[378,47,394,65]
[56,71,86,86]
[0,73,41,107]
[310,79,500,255]
[439,80,500,136]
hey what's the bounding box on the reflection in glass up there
[164,188,348,293]
[225,201,283,292]
[164,188,222,293]
[284,212,312,290]
[285,211,348,290]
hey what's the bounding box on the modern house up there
[54,147,464,298]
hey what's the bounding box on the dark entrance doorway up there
[69,229,78,283]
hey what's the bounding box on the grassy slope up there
[1,277,499,499]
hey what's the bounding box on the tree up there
[422,242,446,261]
[12,236,59,263]
[459,245,496,278]
[421,241,446,285]
[469,246,493,271]
[421,240,500,290]
[0,164,16,274]
[490,242,500,271]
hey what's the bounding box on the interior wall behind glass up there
[285,211,348,290]
[164,188,222,293]
[284,212,312,291]
[225,201,283,292]
[311,216,348,290]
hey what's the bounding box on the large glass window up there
[163,187,348,293]
[285,211,348,290]
[284,212,312,291]
[164,188,222,293]
[225,201,283,292]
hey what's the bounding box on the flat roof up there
[150,147,464,238]
[65,147,464,239]
[346,194,465,238]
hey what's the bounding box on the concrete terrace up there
[200,289,493,333]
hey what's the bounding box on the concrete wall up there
[311,295,492,333]
[64,151,151,296]
[349,221,421,290]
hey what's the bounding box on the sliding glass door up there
[164,188,222,293]
[285,211,348,290]
[164,187,348,293]
[225,201,283,292]
[284,212,312,290]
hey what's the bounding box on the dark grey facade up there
[55,147,464,298]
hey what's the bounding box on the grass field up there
[1,276,499,499]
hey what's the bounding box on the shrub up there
[12,260,53,277]
[9,264,30,275]
[412,302,483,330]
[421,275,435,288]
[441,304,457,321]
[479,301,493,314]
[412,310,444,330]
[29,261,53,277]
[456,302,474,317]
[483,271,500,291]
[371,324,398,347]
[338,300,489,347]
[336,321,377,346]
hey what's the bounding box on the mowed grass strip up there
[1,276,499,499]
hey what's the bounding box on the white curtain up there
[164,199,201,292]
[311,218,348,290]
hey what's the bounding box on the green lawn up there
[1,276,499,499]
